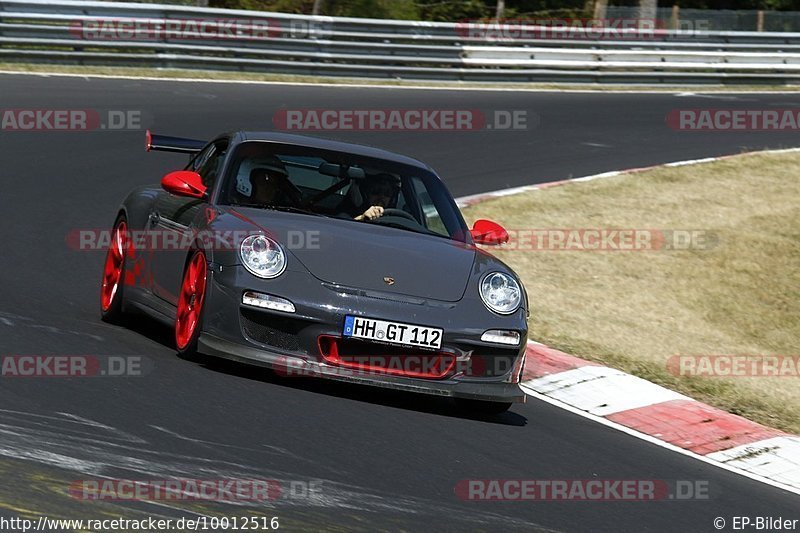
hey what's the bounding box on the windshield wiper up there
[266,205,329,217]
[235,204,328,217]
[374,220,448,239]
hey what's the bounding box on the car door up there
[150,139,227,305]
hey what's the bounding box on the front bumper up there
[199,263,528,404]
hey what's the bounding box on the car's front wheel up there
[455,399,513,415]
[175,249,208,356]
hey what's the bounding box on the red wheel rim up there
[176,251,207,350]
[101,221,127,311]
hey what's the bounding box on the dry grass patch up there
[463,151,800,433]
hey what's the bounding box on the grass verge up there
[462,150,800,433]
[2,62,800,92]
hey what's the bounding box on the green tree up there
[325,0,419,19]
[207,0,798,18]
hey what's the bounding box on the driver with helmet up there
[244,156,299,207]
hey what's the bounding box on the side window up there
[190,145,213,172]
[410,176,447,236]
[192,142,227,188]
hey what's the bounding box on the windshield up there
[219,141,469,241]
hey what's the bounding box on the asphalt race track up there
[1,73,799,531]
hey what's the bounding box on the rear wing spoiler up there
[145,130,206,154]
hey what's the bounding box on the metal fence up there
[2,0,800,84]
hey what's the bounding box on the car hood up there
[228,207,476,302]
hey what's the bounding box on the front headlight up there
[240,234,286,279]
[479,272,522,315]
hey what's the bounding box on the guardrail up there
[2,0,800,83]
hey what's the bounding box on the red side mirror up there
[470,219,509,245]
[161,171,206,199]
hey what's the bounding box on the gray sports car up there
[100,131,528,412]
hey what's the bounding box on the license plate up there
[343,316,443,350]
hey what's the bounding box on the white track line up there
[4,69,800,94]
[455,147,800,208]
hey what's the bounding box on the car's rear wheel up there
[100,216,129,323]
[455,399,513,415]
[175,250,208,356]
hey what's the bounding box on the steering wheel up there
[373,208,418,223]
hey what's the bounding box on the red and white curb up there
[518,341,800,495]
[455,150,800,495]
